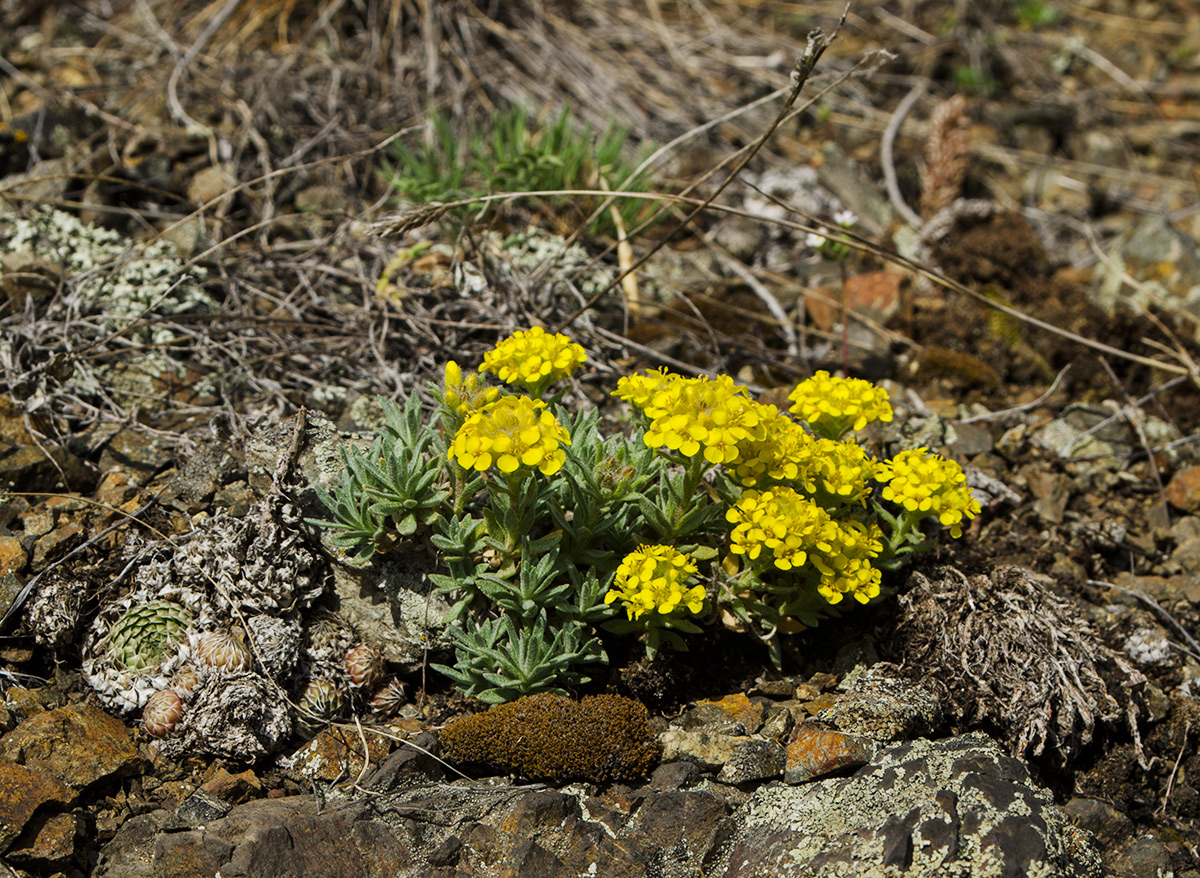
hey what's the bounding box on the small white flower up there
[833,209,858,228]
[806,228,830,249]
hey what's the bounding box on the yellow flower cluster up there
[875,448,980,538]
[727,488,835,571]
[726,487,882,604]
[448,395,570,476]
[614,370,764,465]
[811,519,883,605]
[479,327,586,392]
[729,405,816,487]
[788,371,893,438]
[605,545,705,621]
[442,360,500,417]
[612,367,673,409]
[807,437,882,505]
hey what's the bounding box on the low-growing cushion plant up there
[311,328,981,701]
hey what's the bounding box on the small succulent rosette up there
[81,587,210,716]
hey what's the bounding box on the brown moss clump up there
[438,692,658,783]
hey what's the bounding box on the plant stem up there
[838,259,850,377]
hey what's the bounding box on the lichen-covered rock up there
[817,663,942,742]
[0,206,214,346]
[717,739,786,784]
[720,733,1103,878]
[439,692,658,783]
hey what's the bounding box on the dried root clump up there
[439,692,658,783]
[891,565,1147,766]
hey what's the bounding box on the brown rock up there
[98,780,734,878]
[1166,464,1200,511]
[0,761,75,849]
[0,398,94,493]
[32,521,84,566]
[805,270,903,330]
[201,768,263,805]
[0,702,144,791]
[784,721,875,784]
[694,693,764,732]
[2,686,59,722]
[288,726,391,784]
[0,534,25,576]
[6,809,79,868]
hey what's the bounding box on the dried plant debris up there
[0,206,214,413]
[919,94,971,220]
[890,565,1146,766]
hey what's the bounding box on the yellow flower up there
[726,488,838,572]
[728,489,883,605]
[621,371,764,465]
[479,327,586,393]
[807,438,883,505]
[812,519,883,605]
[605,545,704,621]
[729,404,817,488]
[875,447,981,538]
[448,396,570,477]
[613,367,673,411]
[442,360,500,417]
[788,371,893,439]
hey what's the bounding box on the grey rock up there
[965,466,1022,509]
[361,732,445,792]
[818,143,894,235]
[161,440,245,513]
[818,663,942,742]
[718,733,1103,878]
[329,550,454,667]
[646,760,703,791]
[174,789,232,827]
[759,704,795,742]
[718,739,786,784]
[1096,213,1200,330]
[97,735,1104,878]
[1111,833,1176,878]
[97,782,732,878]
[660,729,753,769]
[1031,403,1133,460]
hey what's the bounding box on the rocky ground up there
[2,0,1200,876]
